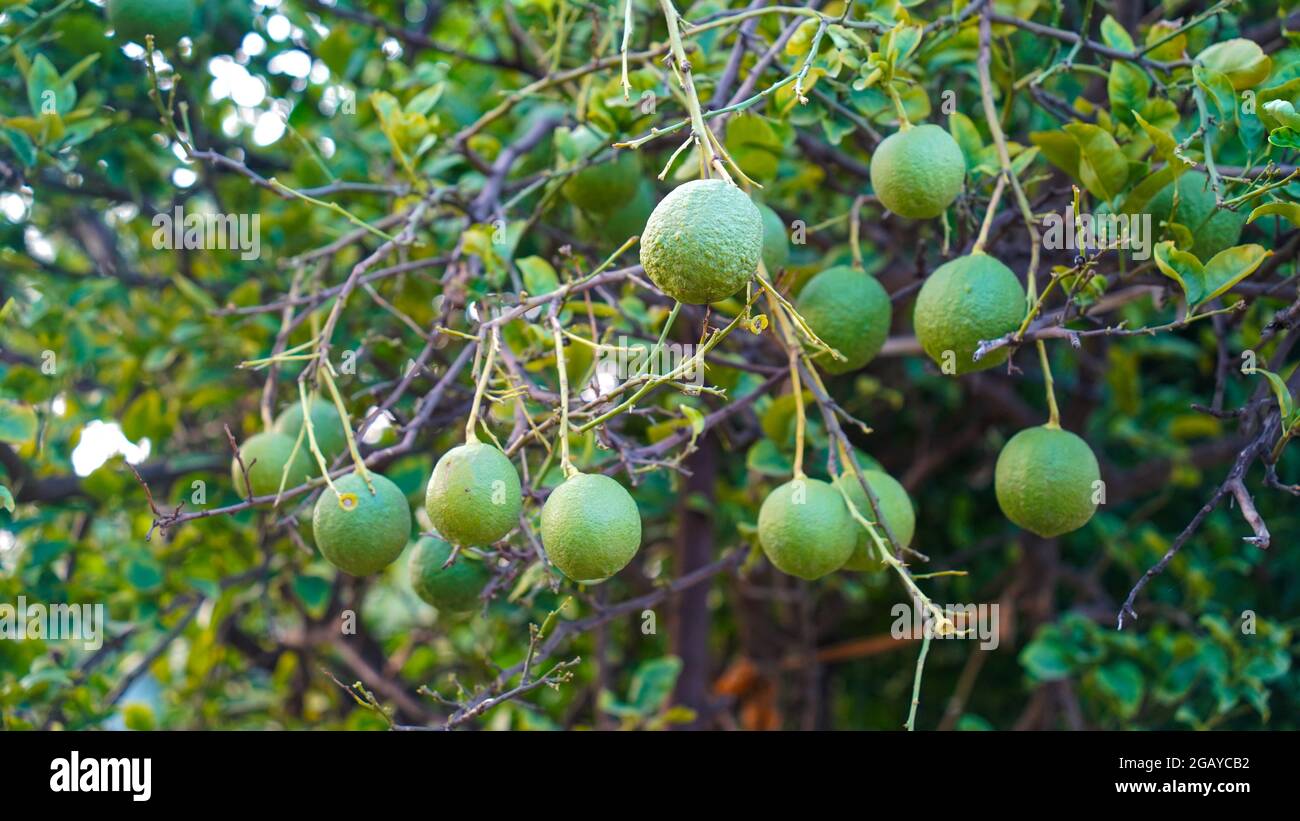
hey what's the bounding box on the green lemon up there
[425,440,522,546]
[869,124,966,219]
[540,472,642,583]
[757,478,856,580]
[560,125,641,215]
[759,203,790,274]
[796,265,891,374]
[274,396,348,461]
[312,471,412,576]
[994,425,1100,538]
[1146,171,1246,261]
[912,253,1026,374]
[408,536,490,613]
[107,0,195,47]
[834,469,915,571]
[577,178,655,244]
[231,431,312,498]
[639,179,764,304]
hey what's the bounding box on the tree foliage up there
[2,0,1299,731]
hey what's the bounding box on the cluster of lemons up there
[114,0,1209,587]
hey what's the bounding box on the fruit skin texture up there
[995,425,1100,538]
[540,473,642,582]
[757,478,856,580]
[107,0,195,47]
[913,253,1026,374]
[1147,171,1246,261]
[274,397,348,461]
[796,265,891,374]
[759,204,790,274]
[313,472,412,576]
[869,124,966,219]
[639,179,764,304]
[835,470,915,571]
[425,441,522,546]
[408,536,489,613]
[561,126,641,215]
[231,431,311,498]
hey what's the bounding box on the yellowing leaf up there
[1198,244,1270,305]
[1152,240,1205,306]
[1247,201,1300,226]
[1197,38,1272,91]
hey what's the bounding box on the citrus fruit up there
[577,178,655,244]
[834,469,915,571]
[274,396,348,461]
[231,431,312,498]
[425,440,522,546]
[757,478,856,580]
[796,265,891,374]
[1147,171,1246,261]
[560,125,641,214]
[994,425,1100,538]
[540,472,642,582]
[107,0,195,47]
[759,203,790,273]
[639,178,764,304]
[869,124,966,219]
[912,252,1026,374]
[408,536,489,613]
[312,471,412,576]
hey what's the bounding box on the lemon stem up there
[320,367,373,493]
[657,0,729,181]
[634,301,681,380]
[772,303,806,479]
[465,327,499,443]
[298,380,343,500]
[887,82,912,130]
[1037,340,1061,429]
[971,172,1007,255]
[550,318,578,479]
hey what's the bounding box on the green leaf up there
[0,126,37,167]
[293,574,332,615]
[628,656,682,715]
[724,113,782,180]
[122,390,162,442]
[515,256,559,296]
[1131,110,1184,167]
[1095,661,1145,717]
[1247,201,1300,226]
[0,399,38,444]
[26,54,75,117]
[745,438,793,477]
[1258,82,1300,128]
[680,403,705,436]
[1268,127,1300,150]
[171,272,218,311]
[1020,636,1072,681]
[1197,38,1272,91]
[1255,368,1294,421]
[126,557,164,592]
[1193,65,1237,119]
[1029,130,1080,179]
[1099,15,1136,52]
[1119,166,1177,216]
[0,484,13,514]
[1198,244,1270,305]
[1108,62,1151,124]
[1063,123,1128,202]
[1152,240,1205,305]
[948,111,982,171]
